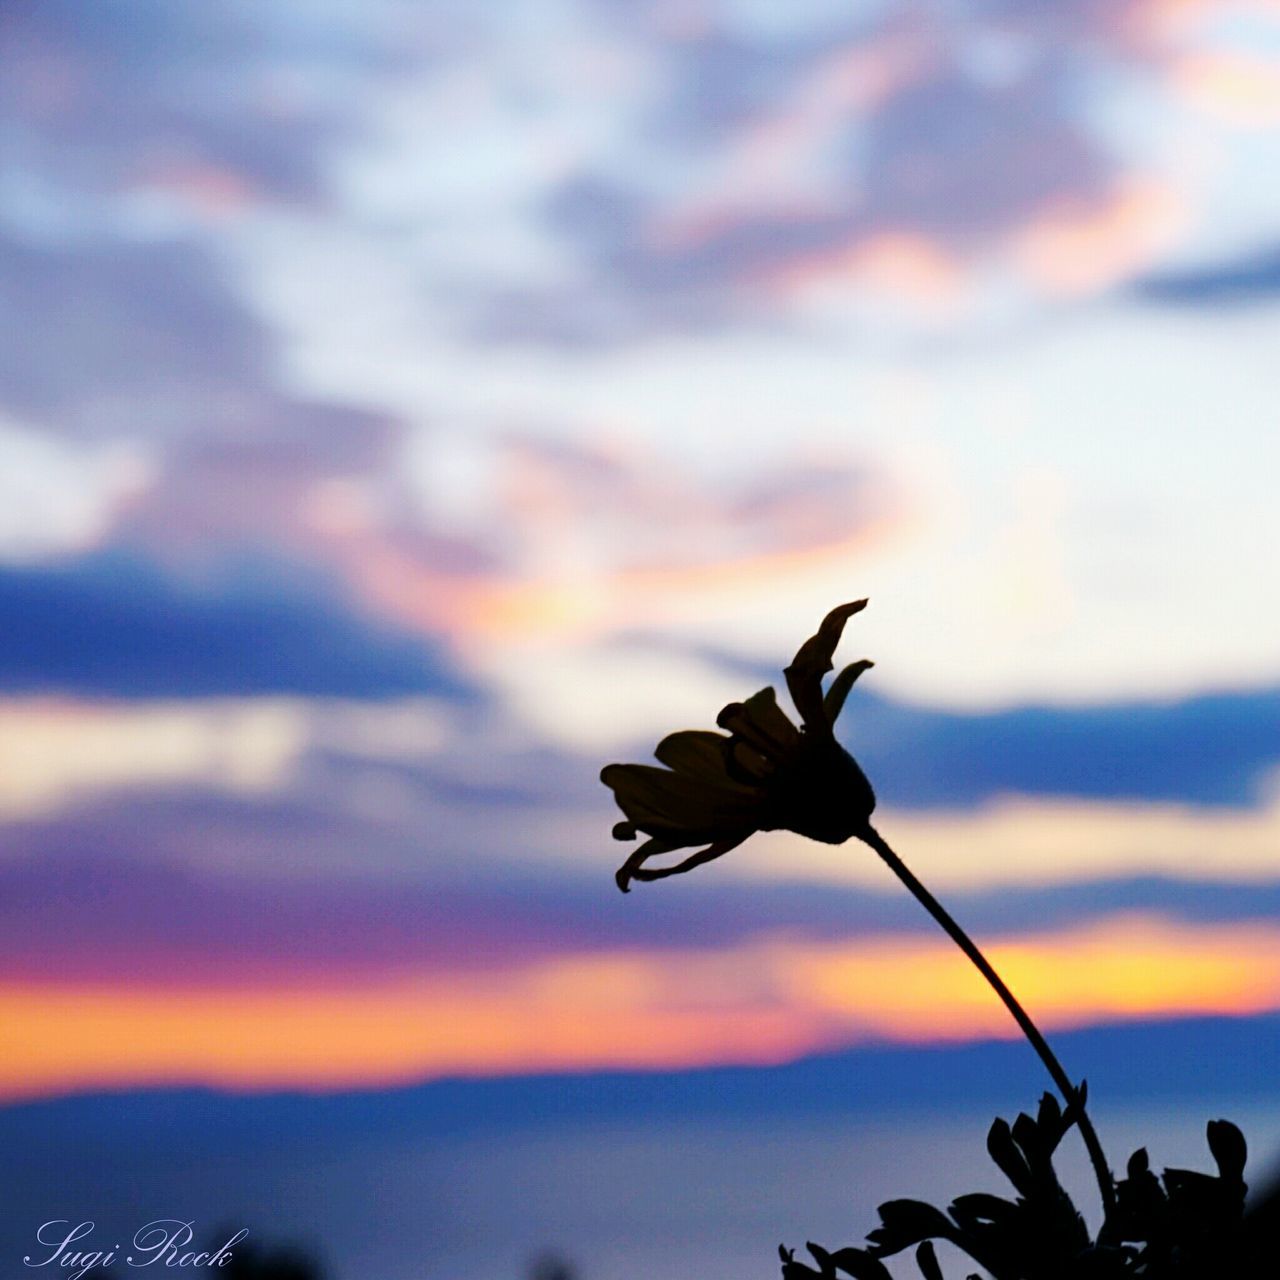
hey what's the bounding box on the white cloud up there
[0,697,453,820]
[0,420,153,561]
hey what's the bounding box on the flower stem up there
[857,822,1116,1220]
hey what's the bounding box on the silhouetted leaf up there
[1207,1119,1247,1184]
[1110,1142,1169,1255]
[949,1193,1019,1229]
[1070,1243,1137,1277]
[1035,1093,1062,1140]
[1162,1165,1218,1200]
[779,1244,824,1279]
[1064,1079,1089,1126]
[914,1240,944,1280]
[867,1200,954,1253]
[987,1117,1033,1197]
[807,1242,837,1277]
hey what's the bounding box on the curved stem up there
[857,822,1116,1220]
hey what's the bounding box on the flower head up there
[602,600,877,892]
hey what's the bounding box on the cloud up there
[0,217,415,586]
[458,5,1195,342]
[9,826,1280,985]
[731,792,1280,889]
[0,552,472,699]
[846,685,1280,808]
[0,696,463,820]
[343,435,902,645]
[0,232,267,429]
[0,910,1276,1099]
[1171,48,1280,126]
[0,420,150,560]
[0,700,306,819]
[421,1,1280,345]
[1133,244,1280,304]
[1013,175,1186,297]
[0,222,406,549]
[9,669,1275,893]
[604,642,1280,808]
[0,0,380,208]
[0,4,412,566]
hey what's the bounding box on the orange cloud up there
[458,520,905,641]
[313,452,907,646]
[1173,50,1280,125]
[766,231,967,313]
[785,913,1280,1039]
[1014,177,1187,296]
[3,913,1277,1102]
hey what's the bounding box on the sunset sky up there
[3,0,1280,1118]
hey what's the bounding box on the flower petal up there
[823,659,874,726]
[600,762,762,840]
[654,729,757,791]
[614,835,677,893]
[725,738,772,783]
[784,600,868,731]
[716,686,800,758]
[622,834,747,889]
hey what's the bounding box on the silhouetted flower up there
[602,600,877,892]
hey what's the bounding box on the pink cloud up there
[769,230,967,311]
[1171,49,1280,124]
[1013,175,1188,296]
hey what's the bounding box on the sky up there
[4,0,1280,1138]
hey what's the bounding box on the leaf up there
[807,1242,836,1277]
[948,1193,1019,1228]
[779,1245,823,1279]
[1065,1078,1089,1124]
[867,1200,954,1253]
[779,1260,822,1278]
[1162,1166,1218,1200]
[1070,1243,1139,1277]
[986,1117,1033,1197]
[1207,1119,1247,1184]
[914,1241,944,1280]
[795,1103,1260,1280]
[1011,1111,1047,1171]
[1036,1092,1062,1141]
[1111,1144,1169,1251]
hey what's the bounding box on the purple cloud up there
[2,827,1280,985]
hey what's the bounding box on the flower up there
[602,600,878,892]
